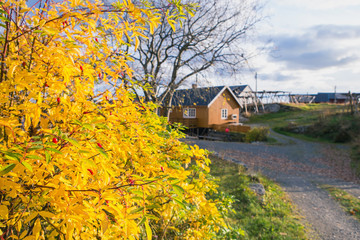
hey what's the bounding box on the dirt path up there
[186,132,360,239]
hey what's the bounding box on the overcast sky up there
[26,0,360,94]
[247,0,360,94]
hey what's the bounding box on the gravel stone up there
[185,130,360,240]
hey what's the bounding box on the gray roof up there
[229,85,249,95]
[315,93,348,102]
[171,86,225,106]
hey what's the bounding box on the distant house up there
[230,85,255,107]
[315,93,348,103]
[166,85,246,131]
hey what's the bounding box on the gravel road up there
[186,131,360,239]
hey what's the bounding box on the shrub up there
[245,127,269,143]
[0,1,225,239]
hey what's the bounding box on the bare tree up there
[129,0,262,117]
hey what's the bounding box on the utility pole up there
[334,86,337,104]
[255,72,258,96]
[254,72,259,113]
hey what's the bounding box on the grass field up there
[209,155,307,239]
[248,103,341,129]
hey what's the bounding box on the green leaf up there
[71,119,82,126]
[4,152,21,161]
[146,204,161,210]
[172,184,184,196]
[129,207,144,214]
[78,150,90,154]
[26,155,42,160]
[82,123,94,131]
[97,148,109,159]
[138,216,146,226]
[130,190,143,197]
[0,15,9,22]
[63,137,81,148]
[45,148,62,154]
[173,197,186,209]
[145,214,159,220]
[22,161,33,172]
[45,142,58,147]
[28,145,43,151]
[45,151,51,164]
[0,163,16,176]
[95,123,110,130]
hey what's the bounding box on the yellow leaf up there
[25,212,38,223]
[134,36,139,51]
[101,217,109,234]
[22,236,35,240]
[39,211,55,219]
[145,219,152,240]
[66,222,74,240]
[33,218,41,238]
[0,205,8,219]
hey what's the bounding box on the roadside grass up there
[273,128,334,144]
[248,103,341,130]
[209,155,307,239]
[320,185,360,221]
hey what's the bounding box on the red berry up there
[87,169,94,175]
[57,97,60,104]
[44,83,49,87]
[128,178,135,186]
[22,62,26,67]
[97,143,103,148]
[52,137,58,143]
[98,72,101,78]
[83,111,91,114]
[105,96,109,101]
[80,65,83,72]
[161,166,164,172]
[95,38,99,42]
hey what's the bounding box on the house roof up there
[229,85,251,95]
[315,93,348,102]
[171,86,242,107]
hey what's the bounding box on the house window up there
[183,108,196,118]
[221,109,228,119]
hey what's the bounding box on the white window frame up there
[221,109,228,119]
[183,108,196,118]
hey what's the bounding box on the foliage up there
[321,185,360,221]
[208,156,307,239]
[0,0,225,239]
[244,127,269,143]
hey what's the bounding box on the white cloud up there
[276,0,360,10]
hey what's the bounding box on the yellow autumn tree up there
[0,0,226,239]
